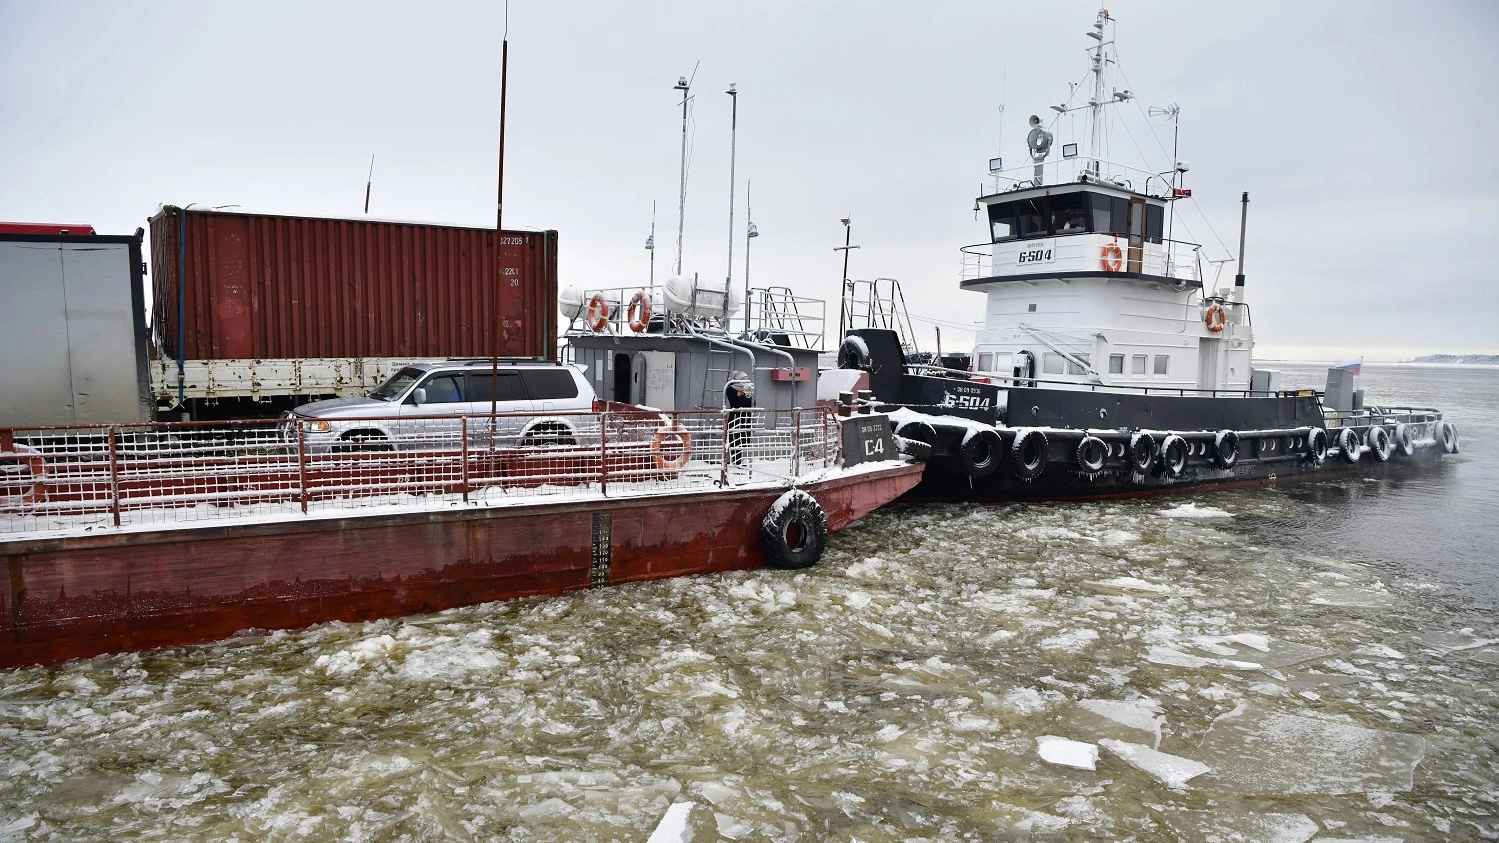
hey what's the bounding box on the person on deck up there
[725,371,755,467]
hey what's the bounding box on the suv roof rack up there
[440,358,559,367]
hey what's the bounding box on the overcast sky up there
[3,0,1495,361]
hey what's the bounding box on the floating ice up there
[516,797,575,820]
[1085,576,1173,594]
[1308,586,1396,609]
[1189,704,1427,795]
[1099,739,1209,789]
[1157,810,1319,843]
[1156,502,1232,518]
[1145,645,1261,670]
[1060,698,1164,747]
[1038,628,1100,652]
[1186,635,1328,669]
[1036,735,1098,770]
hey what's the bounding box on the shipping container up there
[149,207,558,363]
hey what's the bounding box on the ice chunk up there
[1157,502,1232,518]
[1038,628,1100,652]
[1308,587,1395,609]
[1157,810,1318,843]
[1099,739,1209,789]
[517,797,575,820]
[1146,645,1261,670]
[647,802,693,843]
[714,812,754,840]
[1189,705,1427,796]
[1060,699,1164,747]
[1187,635,1328,669]
[1084,576,1173,594]
[1036,735,1098,770]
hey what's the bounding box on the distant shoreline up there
[1400,354,1499,365]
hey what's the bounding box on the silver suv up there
[287,359,597,450]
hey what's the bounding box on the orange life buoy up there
[1100,241,1123,272]
[627,291,652,333]
[650,428,692,471]
[1,443,46,504]
[1205,302,1228,333]
[585,294,610,332]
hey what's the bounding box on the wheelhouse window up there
[987,204,1015,241]
[1153,354,1170,376]
[1015,198,1047,238]
[1131,355,1147,375]
[1108,354,1125,375]
[1049,193,1088,234]
[1145,204,1164,244]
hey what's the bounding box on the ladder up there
[839,277,919,357]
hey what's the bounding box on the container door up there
[1127,197,1146,274]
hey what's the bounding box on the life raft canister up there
[650,428,692,470]
[1100,241,1124,272]
[585,294,610,332]
[1204,302,1228,333]
[627,290,652,333]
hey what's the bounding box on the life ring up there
[1213,429,1240,469]
[1306,427,1328,465]
[1128,431,1156,474]
[1337,427,1361,464]
[760,489,828,570]
[0,443,46,505]
[1075,435,1107,473]
[1204,302,1228,333]
[1100,241,1124,272]
[585,293,610,332]
[650,428,692,470]
[1367,425,1392,462]
[1434,420,1459,454]
[1010,429,1049,481]
[1157,434,1188,479]
[627,290,652,333]
[1392,423,1415,457]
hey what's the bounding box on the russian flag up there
[1333,357,1363,376]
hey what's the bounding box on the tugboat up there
[836,8,1459,500]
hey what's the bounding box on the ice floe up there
[1157,502,1233,518]
[1035,735,1098,770]
[1098,739,1209,789]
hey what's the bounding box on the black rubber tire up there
[336,431,393,453]
[960,429,1004,478]
[1213,430,1240,470]
[1393,423,1415,457]
[1010,429,1049,481]
[1337,427,1361,464]
[1307,427,1328,465]
[1075,435,1107,473]
[1128,432,1156,474]
[1367,426,1392,462]
[1435,421,1459,454]
[893,435,932,462]
[895,420,937,450]
[760,490,829,571]
[1157,434,1188,479]
[836,336,871,371]
[521,424,577,447]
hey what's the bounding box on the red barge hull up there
[1,464,923,669]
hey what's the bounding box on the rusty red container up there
[149,207,557,361]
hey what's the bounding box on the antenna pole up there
[833,218,859,340]
[743,180,753,334]
[1234,191,1249,303]
[725,83,738,303]
[1089,10,1107,160]
[648,200,656,285]
[364,154,375,214]
[491,35,509,427]
[674,72,692,276]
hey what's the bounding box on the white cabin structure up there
[960,9,1254,396]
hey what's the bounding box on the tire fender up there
[1337,427,1361,464]
[1213,429,1240,470]
[1367,426,1392,463]
[959,428,1004,478]
[760,489,829,570]
[1010,428,1049,481]
[1158,434,1188,479]
[1128,431,1156,475]
[1075,435,1107,473]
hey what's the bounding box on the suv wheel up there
[520,423,576,447]
[336,431,393,453]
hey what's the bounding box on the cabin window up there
[1049,194,1089,234]
[1146,205,1165,243]
[1131,354,1147,375]
[1066,354,1091,376]
[977,353,993,371]
[1042,353,1066,375]
[1154,354,1170,375]
[1108,354,1125,375]
[992,352,1012,374]
[987,203,1015,241]
[1016,198,1047,238]
[1129,201,1146,238]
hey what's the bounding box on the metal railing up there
[0,408,842,539]
[985,156,1172,197]
[744,286,826,350]
[959,236,1203,284]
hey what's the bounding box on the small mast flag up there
[1334,357,1363,376]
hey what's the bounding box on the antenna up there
[363,154,375,214]
[725,82,738,298]
[646,199,656,285]
[673,65,698,276]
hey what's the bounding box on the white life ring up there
[1204,303,1228,333]
[585,294,610,332]
[651,428,692,470]
[627,291,652,333]
[1100,241,1123,272]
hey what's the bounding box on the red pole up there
[297,421,309,514]
[108,426,121,527]
[461,416,470,502]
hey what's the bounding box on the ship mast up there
[1088,9,1109,160]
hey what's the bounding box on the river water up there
[1,364,1495,842]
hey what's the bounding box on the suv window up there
[417,374,464,404]
[466,372,526,402]
[521,369,580,400]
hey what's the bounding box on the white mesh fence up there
[0,408,841,537]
